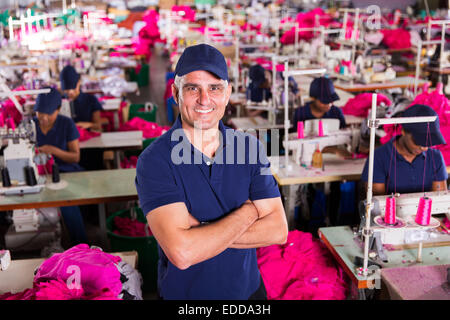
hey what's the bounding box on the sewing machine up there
[0,119,46,195]
[283,118,360,167]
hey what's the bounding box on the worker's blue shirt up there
[361,137,448,194]
[293,102,346,129]
[72,91,103,123]
[33,115,83,173]
[135,115,281,300]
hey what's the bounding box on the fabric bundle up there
[341,93,392,118]
[0,244,142,300]
[77,126,101,142]
[119,117,170,139]
[379,28,411,49]
[113,216,153,237]
[257,230,349,300]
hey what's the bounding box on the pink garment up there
[171,5,196,22]
[342,93,392,118]
[119,117,170,139]
[380,29,411,49]
[113,216,153,237]
[280,8,333,44]
[120,156,138,169]
[444,217,450,229]
[34,244,123,297]
[98,97,127,132]
[257,230,349,300]
[77,126,101,142]
[36,151,55,175]
[380,84,450,164]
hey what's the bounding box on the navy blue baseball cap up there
[402,104,446,146]
[34,87,62,114]
[175,44,228,81]
[60,65,80,90]
[309,77,339,104]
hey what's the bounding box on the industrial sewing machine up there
[283,118,360,167]
[357,190,450,263]
[0,118,47,195]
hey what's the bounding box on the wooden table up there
[0,169,138,250]
[333,77,431,93]
[318,226,450,299]
[80,131,143,168]
[269,154,367,228]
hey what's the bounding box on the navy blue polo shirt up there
[361,137,448,194]
[135,116,281,300]
[293,101,346,129]
[72,91,103,123]
[33,115,82,173]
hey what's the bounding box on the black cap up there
[309,77,339,104]
[402,104,446,146]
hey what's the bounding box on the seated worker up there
[60,65,104,131]
[246,64,272,118]
[361,104,448,196]
[34,87,87,245]
[60,65,104,171]
[292,76,349,158]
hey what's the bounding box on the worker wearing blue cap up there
[361,104,448,195]
[60,65,103,131]
[34,87,87,245]
[292,76,349,157]
[135,44,288,300]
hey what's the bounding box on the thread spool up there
[24,166,37,186]
[297,121,304,139]
[384,195,396,225]
[415,196,432,226]
[1,168,11,187]
[318,120,324,137]
[52,163,60,183]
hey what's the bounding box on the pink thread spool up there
[318,120,324,137]
[297,121,304,139]
[384,195,396,225]
[415,197,432,226]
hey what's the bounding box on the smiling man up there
[135,44,288,300]
[361,104,448,195]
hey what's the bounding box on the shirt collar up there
[390,136,426,161]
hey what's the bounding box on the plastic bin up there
[128,102,157,123]
[106,206,159,293]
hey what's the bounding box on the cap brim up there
[176,63,228,81]
[411,131,446,146]
[318,92,340,104]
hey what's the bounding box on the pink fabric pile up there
[380,83,450,165]
[119,117,170,139]
[132,9,163,61]
[98,96,127,132]
[77,126,101,142]
[0,85,31,126]
[120,155,138,169]
[257,230,349,300]
[280,8,333,44]
[443,217,450,229]
[171,5,196,22]
[113,216,153,237]
[342,93,392,118]
[0,244,123,300]
[380,29,411,49]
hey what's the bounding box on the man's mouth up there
[195,107,214,114]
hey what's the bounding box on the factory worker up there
[60,65,103,131]
[361,104,448,196]
[34,87,87,245]
[292,76,349,158]
[60,65,104,171]
[135,44,287,299]
[245,64,272,118]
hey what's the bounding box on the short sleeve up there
[135,146,185,216]
[432,150,448,181]
[90,95,103,112]
[249,140,281,201]
[66,117,80,142]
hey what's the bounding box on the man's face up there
[402,131,428,156]
[172,70,231,130]
[312,98,332,113]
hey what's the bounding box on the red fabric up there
[113,216,153,237]
[77,126,101,142]
[342,93,392,118]
[119,117,170,139]
[380,29,411,49]
[257,230,349,300]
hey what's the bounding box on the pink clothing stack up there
[257,230,349,300]
[342,93,392,118]
[77,126,101,142]
[119,117,170,139]
[113,216,153,237]
[380,29,411,49]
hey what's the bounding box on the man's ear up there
[171,83,179,105]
